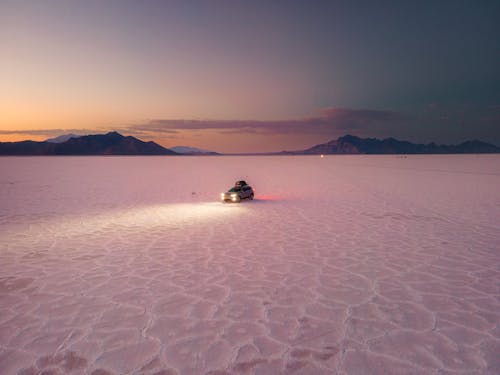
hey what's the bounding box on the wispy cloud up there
[0,128,95,138]
[123,107,406,136]
[0,108,407,144]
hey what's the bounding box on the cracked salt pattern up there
[0,155,499,375]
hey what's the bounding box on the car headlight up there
[220,193,225,199]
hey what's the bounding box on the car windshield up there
[228,187,240,192]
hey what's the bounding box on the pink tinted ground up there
[0,155,499,374]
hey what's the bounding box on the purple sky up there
[1,0,499,152]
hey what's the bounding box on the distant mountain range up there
[169,146,219,155]
[0,132,177,155]
[284,135,500,155]
[43,134,219,154]
[1,132,498,155]
[45,133,82,143]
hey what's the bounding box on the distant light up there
[320,154,324,158]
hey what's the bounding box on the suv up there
[221,181,254,203]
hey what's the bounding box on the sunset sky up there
[1,0,499,153]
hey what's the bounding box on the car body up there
[221,181,254,203]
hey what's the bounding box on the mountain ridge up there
[0,132,178,155]
[1,132,498,155]
[284,135,500,155]
[170,146,219,155]
[45,133,82,143]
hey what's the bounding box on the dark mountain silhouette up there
[0,132,178,155]
[285,135,500,154]
[0,140,56,155]
[2,132,499,155]
[170,146,219,155]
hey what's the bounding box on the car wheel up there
[250,193,254,200]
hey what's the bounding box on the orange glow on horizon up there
[0,127,328,154]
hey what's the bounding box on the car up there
[221,181,254,203]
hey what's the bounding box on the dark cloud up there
[124,108,405,136]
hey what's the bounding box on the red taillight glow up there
[257,194,281,201]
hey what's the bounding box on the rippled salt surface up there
[0,155,499,374]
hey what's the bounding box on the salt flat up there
[0,155,499,375]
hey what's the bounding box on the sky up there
[0,0,499,153]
